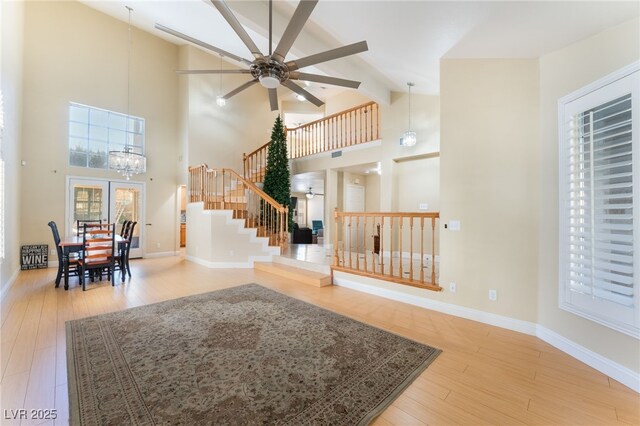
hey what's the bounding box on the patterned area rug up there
[67,284,441,425]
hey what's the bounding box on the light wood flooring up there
[1,256,638,425]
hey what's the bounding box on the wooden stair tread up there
[254,262,331,287]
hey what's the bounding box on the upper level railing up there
[243,101,380,183]
[332,210,441,291]
[288,101,379,159]
[188,164,288,248]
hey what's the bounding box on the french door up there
[67,177,144,258]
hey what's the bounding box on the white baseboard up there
[144,251,180,259]
[333,275,536,335]
[334,274,639,392]
[0,267,20,303]
[536,326,640,393]
[186,254,273,269]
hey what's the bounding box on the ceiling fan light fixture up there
[296,94,306,102]
[259,74,280,89]
[305,187,314,199]
[216,95,226,107]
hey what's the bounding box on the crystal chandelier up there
[109,6,147,180]
[400,82,417,147]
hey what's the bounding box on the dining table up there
[58,235,127,290]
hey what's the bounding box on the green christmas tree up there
[262,115,292,229]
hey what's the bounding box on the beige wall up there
[0,0,24,293]
[185,46,279,174]
[538,18,640,371]
[392,157,439,212]
[20,1,179,256]
[365,173,380,212]
[439,59,540,322]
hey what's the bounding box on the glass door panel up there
[110,182,143,258]
[68,178,109,236]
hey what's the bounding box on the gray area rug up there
[67,284,441,425]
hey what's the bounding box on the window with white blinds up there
[559,64,639,338]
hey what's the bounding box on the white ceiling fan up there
[155,0,369,111]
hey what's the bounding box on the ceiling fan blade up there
[210,0,262,59]
[272,0,318,63]
[282,80,323,107]
[290,72,361,89]
[268,88,278,111]
[286,40,368,71]
[223,79,258,99]
[176,69,252,75]
[155,23,252,66]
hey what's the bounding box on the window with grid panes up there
[558,63,639,338]
[68,103,144,169]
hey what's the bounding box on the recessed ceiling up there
[80,1,639,100]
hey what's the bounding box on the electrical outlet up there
[449,282,456,293]
[419,203,429,211]
[156,242,160,249]
[489,289,497,301]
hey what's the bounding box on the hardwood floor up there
[1,256,638,425]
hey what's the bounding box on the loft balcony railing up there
[332,210,441,291]
[244,101,380,182]
[188,164,289,248]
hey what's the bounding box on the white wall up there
[0,0,24,295]
[538,18,640,372]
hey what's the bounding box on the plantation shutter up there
[567,93,633,304]
[559,65,639,337]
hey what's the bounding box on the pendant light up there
[305,187,314,199]
[216,55,226,107]
[400,82,417,147]
[108,5,147,180]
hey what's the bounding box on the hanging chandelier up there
[400,82,417,147]
[109,6,147,180]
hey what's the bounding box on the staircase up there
[186,101,381,280]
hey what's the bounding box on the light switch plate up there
[419,203,429,210]
[449,220,461,231]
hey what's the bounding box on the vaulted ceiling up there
[82,0,638,104]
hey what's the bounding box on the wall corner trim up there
[536,325,640,393]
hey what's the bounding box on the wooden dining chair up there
[48,221,79,288]
[78,223,116,291]
[77,219,103,237]
[115,221,137,281]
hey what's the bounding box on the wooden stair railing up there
[332,209,441,291]
[243,102,380,182]
[243,143,269,184]
[288,101,379,159]
[188,164,289,248]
